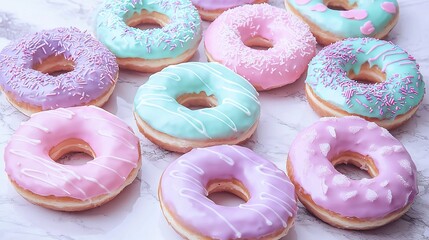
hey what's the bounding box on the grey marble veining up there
[0,0,428,239]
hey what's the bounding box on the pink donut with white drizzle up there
[159,145,297,239]
[204,3,316,91]
[0,27,118,116]
[191,0,267,21]
[287,116,418,230]
[4,106,141,211]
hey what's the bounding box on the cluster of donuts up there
[0,0,424,239]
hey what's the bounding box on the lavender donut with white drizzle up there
[159,145,297,239]
[0,27,118,116]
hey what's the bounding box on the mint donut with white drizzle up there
[305,38,425,129]
[96,0,202,72]
[133,62,260,153]
[285,0,399,45]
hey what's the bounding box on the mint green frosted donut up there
[285,0,399,43]
[96,0,201,60]
[134,62,260,141]
[306,38,425,122]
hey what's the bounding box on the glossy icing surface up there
[306,38,425,120]
[288,116,418,218]
[286,0,398,38]
[160,145,297,239]
[204,3,316,90]
[4,106,140,200]
[191,0,256,10]
[0,27,118,110]
[96,0,202,59]
[134,62,260,140]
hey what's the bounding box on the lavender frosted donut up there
[287,116,418,229]
[159,145,297,239]
[0,27,118,116]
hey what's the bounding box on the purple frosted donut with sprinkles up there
[0,27,118,116]
[305,38,425,129]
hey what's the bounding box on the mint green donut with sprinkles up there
[305,38,425,129]
[134,62,260,153]
[96,0,202,72]
[285,0,399,45]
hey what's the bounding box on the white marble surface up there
[0,0,428,239]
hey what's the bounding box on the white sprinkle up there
[381,128,393,138]
[399,159,413,175]
[304,128,317,143]
[397,174,410,187]
[332,174,350,187]
[319,143,330,157]
[367,122,378,130]
[387,190,392,204]
[327,126,336,138]
[341,190,358,201]
[366,189,378,202]
[369,144,377,151]
[392,145,405,153]
[380,180,389,187]
[317,165,332,176]
[360,178,372,185]
[379,146,393,156]
[321,179,329,195]
[348,126,362,134]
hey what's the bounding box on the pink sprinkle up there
[381,2,397,14]
[360,21,375,35]
[310,3,327,12]
[341,9,368,20]
[295,0,311,5]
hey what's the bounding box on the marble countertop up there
[0,0,428,239]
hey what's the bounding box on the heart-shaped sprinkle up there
[360,21,375,35]
[340,9,368,20]
[381,2,397,14]
[295,0,311,5]
[310,3,327,12]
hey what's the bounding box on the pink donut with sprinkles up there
[4,106,141,211]
[0,27,118,116]
[287,116,418,229]
[204,3,316,91]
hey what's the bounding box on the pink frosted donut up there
[287,116,418,229]
[4,106,141,211]
[191,0,267,21]
[204,3,316,91]
[159,145,297,239]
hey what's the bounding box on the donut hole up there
[324,0,354,10]
[348,63,386,85]
[32,54,75,76]
[332,151,378,180]
[177,91,218,110]
[207,179,248,206]
[126,10,169,31]
[49,138,95,166]
[243,36,273,51]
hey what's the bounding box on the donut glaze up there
[134,62,260,151]
[192,0,260,10]
[0,27,118,114]
[159,145,297,239]
[4,106,141,202]
[305,38,425,124]
[285,0,399,43]
[288,117,417,226]
[204,3,316,91]
[96,0,201,60]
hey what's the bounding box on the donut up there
[305,38,425,130]
[0,27,118,116]
[284,0,399,45]
[191,0,267,21]
[96,0,202,72]
[133,62,260,153]
[4,106,141,211]
[159,145,297,239]
[204,3,316,91]
[287,116,418,229]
